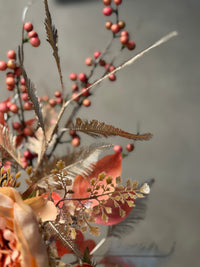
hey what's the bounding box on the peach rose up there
[0,187,49,267]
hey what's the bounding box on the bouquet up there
[0,0,177,266]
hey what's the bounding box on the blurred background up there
[0,0,199,266]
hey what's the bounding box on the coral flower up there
[0,187,49,267]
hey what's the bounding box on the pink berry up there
[56,97,63,104]
[109,74,116,81]
[28,30,38,38]
[7,50,16,59]
[108,65,115,72]
[105,21,112,29]
[114,0,122,5]
[69,73,77,81]
[9,104,19,114]
[121,30,129,37]
[111,24,120,33]
[21,93,29,102]
[0,61,7,71]
[20,77,25,85]
[12,122,22,130]
[126,40,136,50]
[72,92,80,102]
[120,35,129,45]
[54,91,62,98]
[0,102,9,113]
[24,22,33,32]
[71,83,79,91]
[72,136,80,147]
[82,98,91,107]
[102,7,113,16]
[49,98,57,107]
[78,72,87,82]
[24,102,33,110]
[93,51,101,59]
[113,145,123,154]
[30,37,40,47]
[23,150,34,160]
[81,87,90,97]
[23,127,34,137]
[126,143,134,152]
[6,77,15,86]
[85,57,93,66]
[103,0,111,5]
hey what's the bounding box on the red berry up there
[7,59,16,69]
[114,0,122,5]
[113,145,123,154]
[111,24,120,33]
[49,98,57,107]
[118,20,125,29]
[12,122,22,130]
[103,0,111,5]
[102,7,113,16]
[6,77,15,86]
[105,21,112,29]
[99,59,106,66]
[72,136,80,147]
[14,67,22,77]
[126,40,136,50]
[30,37,40,47]
[0,61,7,71]
[72,93,80,102]
[78,72,87,82]
[108,65,115,72]
[21,157,29,168]
[109,74,116,81]
[0,102,9,113]
[120,35,129,45]
[82,98,91,107]
[9,104,19,114]
[28,30,38,38]
[23,150,34,160]
[81,87,90,97]
[56,97,63,104]
[121,30,129,37]
[93,51,101,59]
[7,50,16,59]
[24,22,33,32]
[6,72,15,78]
[21,85,27,93]
[20,77,25,85]
[69,130,76,137]
[24,102,33,110]
[6,84,15,91]
[126,143,134,152]
[54,91,62,98]
[69,73,77,81]
[23,127,34,137]
[85,57,93,66]
[71,83,79,91]
[21,93,29,102]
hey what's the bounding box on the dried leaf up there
[0,125,23,168]
[69,118,152,141]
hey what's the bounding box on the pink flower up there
[0,187,49,267]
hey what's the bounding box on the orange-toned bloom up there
[0,187,49,267]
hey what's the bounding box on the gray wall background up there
[0,0,199,266]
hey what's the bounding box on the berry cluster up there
[24,22,41,47]
[113,143,135,156]
[102,0,136,49]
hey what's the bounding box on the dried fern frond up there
[44,0,64,93]
[108,179,154,239]
[68,118,152,141]
[44,221,83,260]
[37,143,112,189]
[0,125,23,168]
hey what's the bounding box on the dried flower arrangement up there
[0,0,177,266]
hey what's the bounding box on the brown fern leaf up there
[0,125,23,168]
[44,0,64,93]
[18,48,45,135]
[44,221,82,259]
[69,118,152,141]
